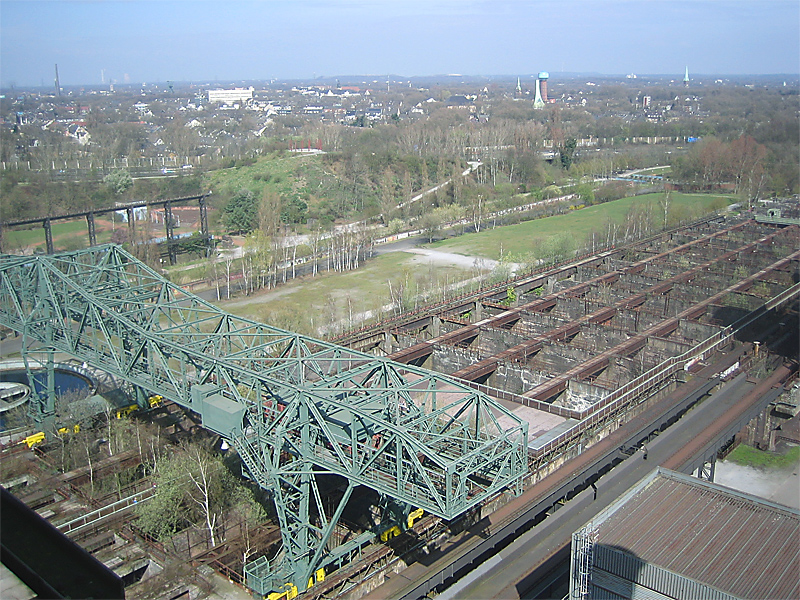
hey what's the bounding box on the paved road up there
[0,334,23,358]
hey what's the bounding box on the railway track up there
[311,216,800,600]
[332,214,731,348]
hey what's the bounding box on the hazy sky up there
[1,0,798,88]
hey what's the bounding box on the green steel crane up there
[0,245,527,597]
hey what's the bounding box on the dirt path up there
[401,247,499,269]
[214,238,504,316]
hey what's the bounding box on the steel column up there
[164,201,176,264]
[44,218,54,254]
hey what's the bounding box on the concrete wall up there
[677,320,720,343]
[528,345,595,374]
[430,346,479,374]
[491,362,550,394]
[516,312,571,334]
[561,380,609,411]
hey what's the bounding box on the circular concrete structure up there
[0,381,30,412]
[0,360,97,430]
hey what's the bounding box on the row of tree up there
[669,135,779,200]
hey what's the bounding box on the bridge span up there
[0,244,528,598]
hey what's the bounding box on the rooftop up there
[585,467,800,600]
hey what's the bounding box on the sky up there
[1,0,798,88]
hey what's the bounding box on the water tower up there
[538,71,549,102]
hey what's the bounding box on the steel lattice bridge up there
[0,245,527,597]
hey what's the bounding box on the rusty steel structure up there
[334,217,800,491]
[318,214,799,600]
[0,193,212,264]
[338,218,799,418]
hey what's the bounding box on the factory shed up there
[570,467,800,600]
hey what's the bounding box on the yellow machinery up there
[266,568,325,600]
[21,431,45,448]
[115,404,138,419]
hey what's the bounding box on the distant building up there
[538,71,549,103]
[207,87,254,105]
[66,123,90,145]
[446,95,472,108]
[115,206,147,223]
[570,468,799,600]
[533,81,544,109]
[534,71,549,109]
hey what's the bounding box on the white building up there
[207,87,254,105]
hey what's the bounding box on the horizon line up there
[3,72,799,91]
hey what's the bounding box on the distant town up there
[0,63,799,600]
[3,72,792,176]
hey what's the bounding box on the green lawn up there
[205,154,300,196]
[204,153,333,213]
[431,192,732,261]
[219,250,474,335]
[4,219,99,252]
[726,444,800,470]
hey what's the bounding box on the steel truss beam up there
[0,245,527,597]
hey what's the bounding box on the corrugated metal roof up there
[590,468,800,600]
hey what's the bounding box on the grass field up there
[3,219,115,252]
[203,153,342,221]
[218,250,475,335]
[726,444,800,470]
[431,192,732,261]
[204,153,304,198]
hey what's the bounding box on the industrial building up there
[570,467,800,600]
[207,86,255,105]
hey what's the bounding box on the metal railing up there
[57,487,154,535]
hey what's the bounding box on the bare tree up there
[659,189,671,230]
[187,447,220,547]
[224,252,234,300]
